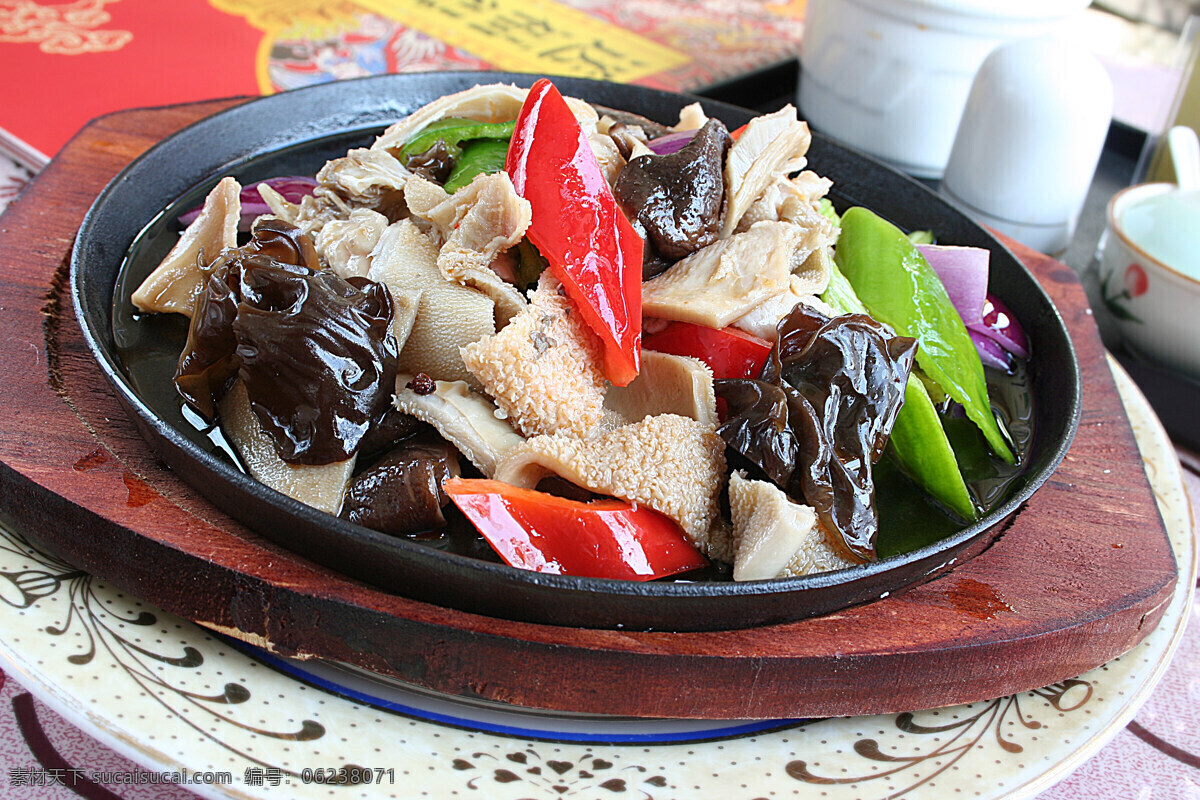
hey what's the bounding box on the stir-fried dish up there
[128,79,1029,583]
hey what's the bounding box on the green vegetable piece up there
[835,207,1015,464]
[917,370,948,405]
[822,259,977,520]
[818,197,840,225]
[907,229,935,245]
[942,416,1002,485]
[820,255,868,316]
[400,118,466,157]
[400,118,516,161]
[443,139,510,193]
[887,377,977,520]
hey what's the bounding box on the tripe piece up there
[219,381,355,515]
[368,219,495,384]
[461,272,607,439]
[727,471,855,581]
[131,176,240,317]
[721,106,812,238]
[404,172,531,326]
[315,147,411,215]
[393,377,524,478]
[732,274,836,341]
[494,413,728,558]
[604,350,717,427]
[314,207,389,279]
[642,221,804,328]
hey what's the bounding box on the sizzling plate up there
[71,72,1080,631]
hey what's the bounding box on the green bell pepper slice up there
[400,117,517,161]
[443,139,510,193]
[834,207,1015,464]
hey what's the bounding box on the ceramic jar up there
[798,0,1091,178]
[939,37,1113,255]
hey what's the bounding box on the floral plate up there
[0,358,1192,800]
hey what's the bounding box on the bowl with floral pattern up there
[1098,181,1200,380]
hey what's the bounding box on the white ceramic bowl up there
[798,0,1090,178]
[1097,182,1200,379]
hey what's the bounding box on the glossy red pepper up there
[506,78,643,386]
[443,478,707,580]
[643,320,773,380]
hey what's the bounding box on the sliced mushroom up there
[614,118,731,262]
[595,106,671,138]
[314,207,389,279]
[732,275,836,341]
[340,434,461,536]
[315,148,411,218]
[494,414,728,558]
[393,376,524,477]
[728,471,855,580]
[791,169,834,201]
[604,119,655,161]
[673,102,710,132]
[131,176,240,317]
[219,381,355,515]
[256,184,341,238]
[735,173,836,236]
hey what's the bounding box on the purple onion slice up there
[917,243,1029,366]
[645,129,698,156]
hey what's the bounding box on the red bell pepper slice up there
[506,79,643,386]
[643,320,773,380]
[443,478,707,580]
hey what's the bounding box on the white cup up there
[798,0,1090,178]
[1097,182,1200,379]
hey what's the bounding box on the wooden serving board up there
[0,101,1178,719]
